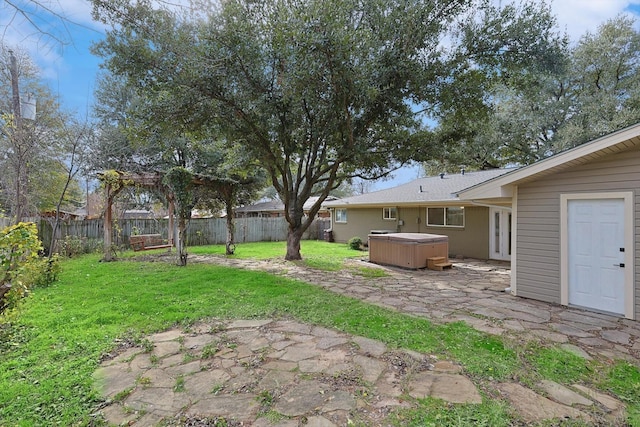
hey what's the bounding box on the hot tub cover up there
[368,233,448,243]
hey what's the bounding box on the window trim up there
[426,206,465,228]
[335,208,347,223]
[382,207,397,220]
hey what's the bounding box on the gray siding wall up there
[516,148,640,316]
[331,206,490,259]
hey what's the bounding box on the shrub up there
[32,255,62,288]
[348,236,363,251]
[55,235,101,257]
[0,223,43,318]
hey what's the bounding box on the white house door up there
[490,208,511,261]
[567,199,626,315]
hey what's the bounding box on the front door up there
[490,208,511,261]
[567,199,626,315]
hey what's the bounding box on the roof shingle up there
[325,169,513,207]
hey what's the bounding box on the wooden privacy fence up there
[35,217,331,253]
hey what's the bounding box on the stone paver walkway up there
[196,256,640,364]
[94,255,639,426]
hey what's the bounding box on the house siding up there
[516,148,640,315]
[331,206,490,259]
[331,208,400,243]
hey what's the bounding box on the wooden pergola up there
[99,171,175,261]
[99,170,243,262]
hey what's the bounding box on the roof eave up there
[458,123,640,200]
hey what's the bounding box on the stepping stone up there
[498,383,589,423]
[280,342,319,362]
[125,387,191,417]
[352,336,387,356]
[99,404,136,426]
[227,319,272,329]
[550,323,595,338]
[93,364,138,398]
[258,370,296,390]
[109,347,143,364]
[408,372,482,404]
[321,390,357,412]
[274,380,330,416]
[253,419,298,427]
[152,340,182,358]
[560,344,593,360]
[317,337,349,349]
[184,369,230,395]
[271,320,312,334]
[433,360,462,373]
[186,394,259,422]
[353,355,386,383]
[305,416,337,427]
[262,361,297,371]
[571,384,625,412]
[529,329,568,343]
[149,329,183,343]
[538,380,593,406]
[601,330,631,345]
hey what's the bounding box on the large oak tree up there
[91,0,474,260]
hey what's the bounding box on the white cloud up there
[550,0,640,41]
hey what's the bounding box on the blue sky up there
[2,0,640,189]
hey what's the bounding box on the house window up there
[383,207,397,220]
[335,208,347,223]
[427,207,464,227]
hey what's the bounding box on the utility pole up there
[9,50,21,119]
[8,49,25,224]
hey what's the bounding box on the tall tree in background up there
[558,15,640,145]
[0,45,77,222]
[92,0,475,260]
[422,0,569,172]
[425,10,640,173]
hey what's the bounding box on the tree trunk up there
[103,185,114,261]
[285,226,304,260]
[225,202,235,255]
[176,216,188,266]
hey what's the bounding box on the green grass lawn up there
[0,241,638,426]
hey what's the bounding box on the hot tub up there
[368,233,449,269]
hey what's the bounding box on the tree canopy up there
[425,12,640,172]
[90,0,629,260]
[92,0,476,259]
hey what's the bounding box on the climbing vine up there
[98,170,132,194]
[163,167,195,219]
[163,167,196,266]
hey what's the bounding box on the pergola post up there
[167,197,175,249]
[103,183,114,261]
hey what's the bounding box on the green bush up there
[348,236,363,251]
[54,235,102,257]
[0,222,43,319]
[31,255,62,288]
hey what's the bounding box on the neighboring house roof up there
[235,196,338,214]
[324,169,513,208]
[457,123,640,200]
[121,209,156,219]
[235,200,284,214]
